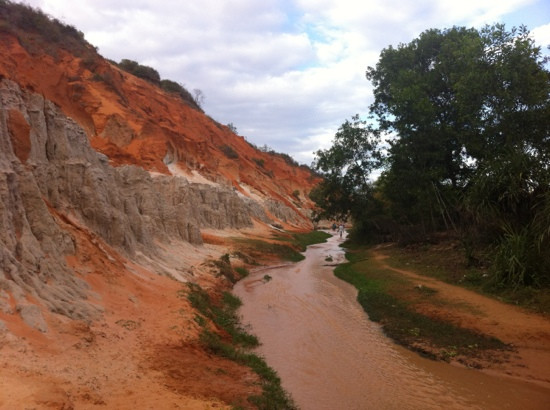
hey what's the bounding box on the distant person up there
[338,223,344,238]
[332,222,337,231]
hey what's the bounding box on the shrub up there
[253,158,265,168]
[492,224,539,288]
[0,0,95,59]
[234,266,250,278]
[118,59,160,84]
[227,122,237,133]
[220,144,239,159]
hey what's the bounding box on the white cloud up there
[532,23,550,48]
[18,0,549,165]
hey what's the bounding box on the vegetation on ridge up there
[0,1,204,111]
[115,58,203,111]
[0,0,96,59]
[0,0,315,180]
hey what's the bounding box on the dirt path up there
[372,245,550,389]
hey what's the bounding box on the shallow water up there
[234,231,550,410]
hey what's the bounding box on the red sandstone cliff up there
[0,3,320,408]
[0,21,319,223]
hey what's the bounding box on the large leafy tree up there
[459,25,550,286]
[314,24,550,285]
[366,26,487,230]
[366,24,549,244]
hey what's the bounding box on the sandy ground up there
[372,245,550,389]
[0,238,262,409]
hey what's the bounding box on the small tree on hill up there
[192,88,205,108]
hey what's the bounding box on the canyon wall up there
[0,19,319,335]
[0,78,292,330]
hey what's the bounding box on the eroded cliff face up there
[0,33,319,218]
[0,78,295,331]
[1,79,94,329]
[0,7,324,407]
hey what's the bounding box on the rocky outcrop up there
[0,79,274,329]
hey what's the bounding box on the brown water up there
[234,231,550,410]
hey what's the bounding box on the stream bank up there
[234,231,550,409]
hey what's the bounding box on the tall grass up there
[492,224,538,288]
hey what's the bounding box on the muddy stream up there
[234,231,550,409]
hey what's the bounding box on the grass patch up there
[186,283,296,409]
[335,248,509,362]
[234,266,250,278]
[383,243,477,284]
[383,243,550,315]
[187,283,258,348]
[232,230,330,266]
[290,230,331,250]
[234,238,305,262]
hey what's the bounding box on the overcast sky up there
[20,0,550,165]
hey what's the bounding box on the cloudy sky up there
[21,0,550,165]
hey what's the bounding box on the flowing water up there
[234,231,550,410]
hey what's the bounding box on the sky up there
[19,0,550,165]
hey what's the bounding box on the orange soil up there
[0,34,320,229]
[0,220,284,409]
[0,238,262,409]
[372,245,550,389]
[0,30,320,408]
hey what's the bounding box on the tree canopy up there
[313,24,550,287]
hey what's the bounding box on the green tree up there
[312,115,382,238]
[365,24,550,255]
[470,25,550,164]
[462,25,550,285]
[366,26,487,232]
[314,24,550,284]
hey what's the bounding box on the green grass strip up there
[186,283,297,409]
[291,230,331,250]
[335,250,508,361]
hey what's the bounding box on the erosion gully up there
[233,231,550,410]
